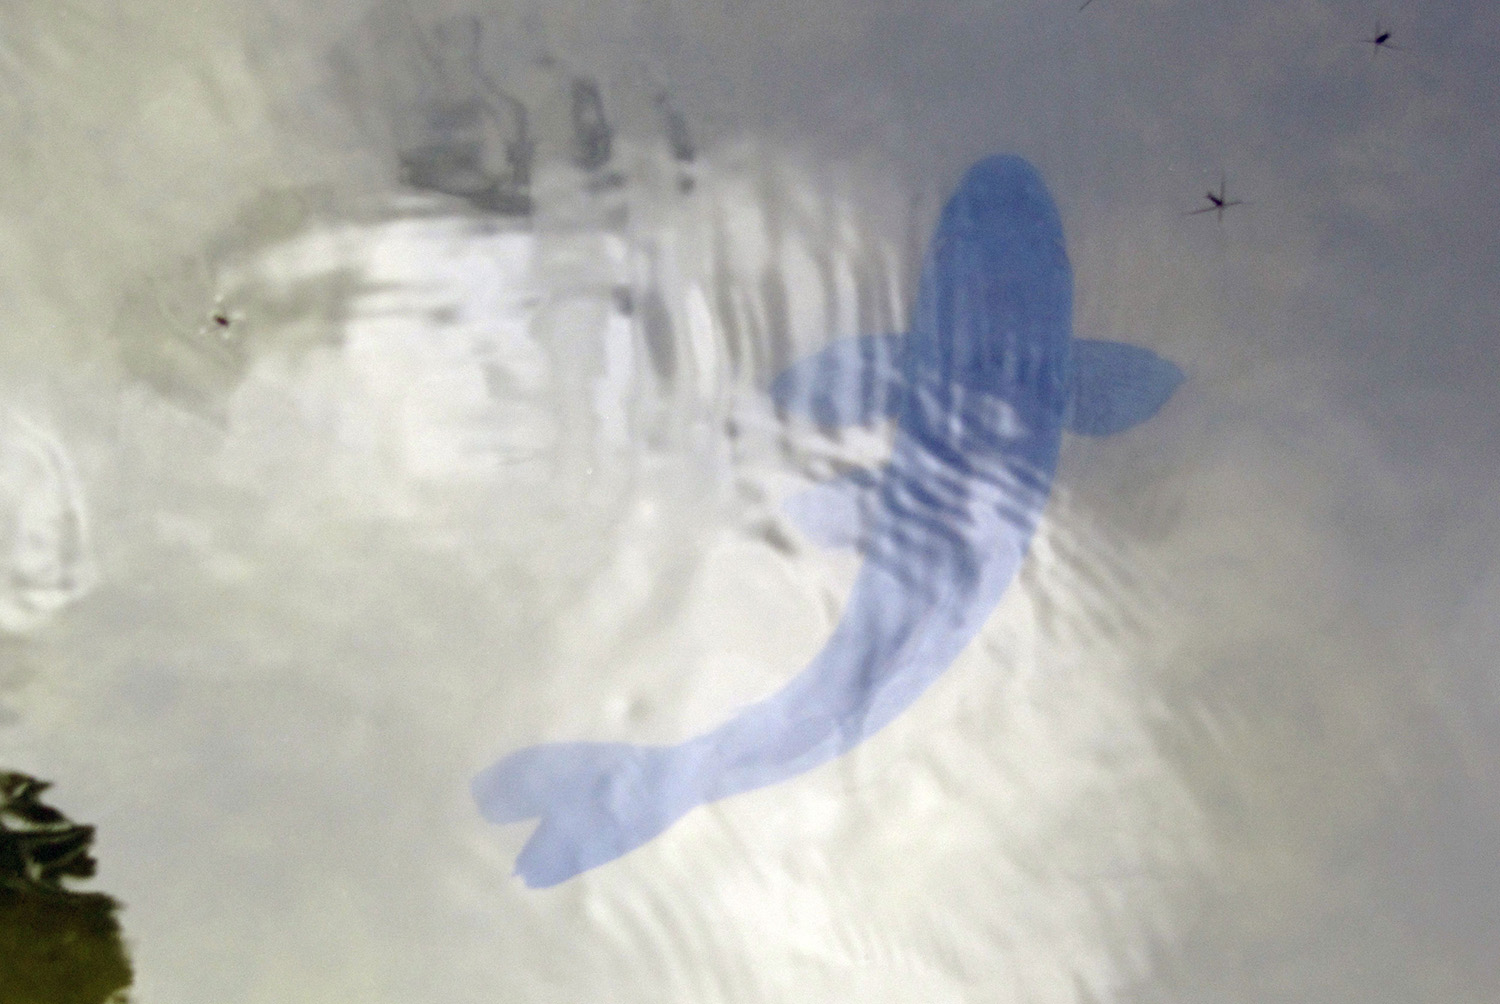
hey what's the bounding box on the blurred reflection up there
[0,412,96,635]
[399,16,534,216]
[0,772,132,1004]
[568,75,614,174]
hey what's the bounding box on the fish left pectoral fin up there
[1065,338,1185,436]
[781,469,880,551]
[769,333,908,428]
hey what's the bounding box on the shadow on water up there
[0,772,132,1004]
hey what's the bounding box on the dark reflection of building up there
[652,91,697,193]
[395,15,534,216]
[336,6,713,214]
[1,771,132,1004]
[652,92,695,166]
[569,77,613,173]
[397,97,534,215]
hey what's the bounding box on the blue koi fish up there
[473,155,1184,887]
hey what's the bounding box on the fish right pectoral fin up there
[1065,338,1185,436]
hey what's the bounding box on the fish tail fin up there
[471,741,635,824]
[472,742,697,887]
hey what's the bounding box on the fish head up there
[909,156,1073,435]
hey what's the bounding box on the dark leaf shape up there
[4,799,67,827]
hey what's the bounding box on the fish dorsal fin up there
[1065,339,1184,436]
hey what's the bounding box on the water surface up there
[0,0,1497,1001]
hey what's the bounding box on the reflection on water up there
[0,772,132,1004]
[1,0,1495,999]
[0,412,96,636]
[21,5,1202,998]
[395,16,535,216]
[5,1,1210,998]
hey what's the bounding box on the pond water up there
[1,0,1497,1001]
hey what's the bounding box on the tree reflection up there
[1,771,132,1004]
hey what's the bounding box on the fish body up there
[474,156,1184,887]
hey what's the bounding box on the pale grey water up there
[0,0,1497,1001]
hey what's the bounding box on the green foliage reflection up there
[0,772,132,1004]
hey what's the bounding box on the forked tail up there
[472,741,698,887]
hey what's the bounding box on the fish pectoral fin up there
[1065,339,1185,436]
[782,469,881,550]
[769,333,908,427]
